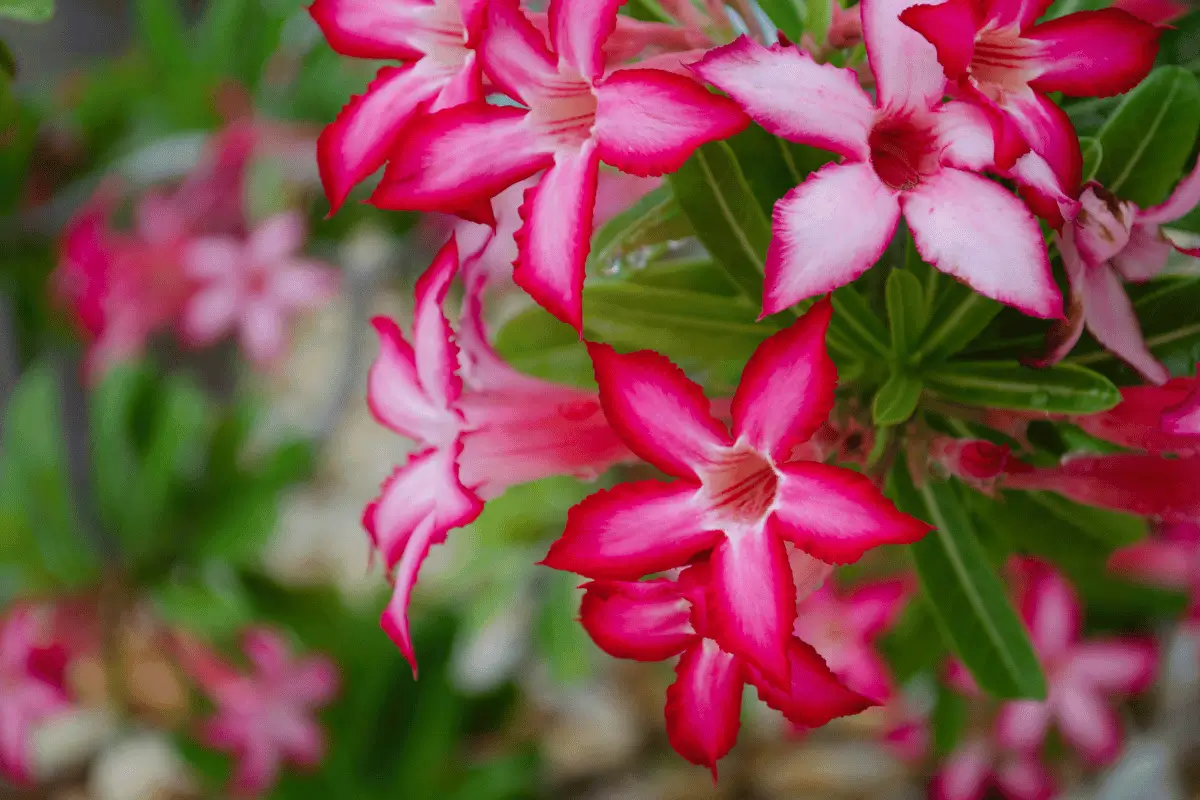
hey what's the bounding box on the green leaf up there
[914,284,1003,364]
[830,285,890,359]
[1095,66,1200,208]
[886,269,928,359]
[758,0,806,38]
[805,0,834,46]
[586,184,693,277]
[668,141,772,302]
[0,0,52,22]
[931,687,967,757]
[133,0,193,75]
[1080,136,1102,183]
[873,371,923,426]
[492,307,594,388]
[889,463,1046,699]
[878,596,945,682]
[726,123,803,212]
[625,258,741,296]
[923,361,1120,414]
[152,570,254,637]
[536,571,595,685]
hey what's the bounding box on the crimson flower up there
[543,299,929,682]
[370,0,748,331]
[363,237,632,672]
[0,607,71,784]
[580,562,872,777]
[180,629,339,797]
[900,0,1159,192]
[693,0,1061,319]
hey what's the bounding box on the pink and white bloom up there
[933,737,1056,800]
[181,212,339,368]
[543,299,929,681]
[992,561,1156,765]
[364,237,632,672]
[579,562,873,776]
[0,607,70,784]
[693,0,1062,319]
[179,628,338,797]
[1163,372,1200,436]
[309,0,487,213]
[1110,521,1200,624]
[371,0,748,330]
[899,0,1158,192]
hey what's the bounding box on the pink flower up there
[181,212,339,368]
[693,0,1061,319]
[371,0,748,331]
[542,299,929,682]
[309,0,488,213]
[1163,372,1200,436]
[931,438,1031,484]
[363,237,632,672]
[828,4,864,49]
[1112,0,1189,24]
[992,561,1156,765]
[180,628,339,797]
[1074,376,1200,454]
[0,607,71,784]
[579,562,873,777]
[793,575,910,702]
[899,0,1159,193]
[933,737,1056,800]
[1110,522,1200,624]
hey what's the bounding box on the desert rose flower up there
[543,299,929,682]
[0,607,70,784]
[693,0,1061,318]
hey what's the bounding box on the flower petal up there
[317,64,446,213]
[549,0,622,80]
[1141,160,1200,225]
[846,579,910,638]
[903,167,1061,319]
[366,317,460,444]
[181,285,240,346]
[240,302,288,366]
[664,639,744,779]
[1026,10,1160,98]
[579,579,696,660]
[593,68,748,177]
[731,298,837,460]
[183,236,241,280]
[995,700,1052,751]
[1108,539,1197,587]
[412,237,465,410]
[709,527,795,683]
[308,0,438,60]
[899,0,982,80]
[997,89,1082,195]
[250,212,305,266]
[543,479,721,578]
[1163,384,1200,437]
[1019,562,1080,661]
[1055,684,1123,764]
[746,638,876,726]
[1079,261,1170,384]
[372,104,554,213]
[691,37,873,161]
[1066,639,1157,694]
[1111,224,1173,282]
[765,162,901,316]
[935,100,997,172]
[772,462,931,564]
[241,628,291,678]
[993,754,1056,800]
[586,342,731,479]
[511,143,599,332]
[931,740,992,800]
[862,0,947,112]
[480,0,559,104]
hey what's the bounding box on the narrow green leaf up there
[668,140,772,301]
[805,0,833,46]
[587,184,693,276]
[133,0,193,75]
[0,0,52,22]
[492,307,594,388]
[625,258,741,296]
[914,284,1003,364]
[878,596,946,682]
[1095,66,1200,207]
[726,123,802,212]
[1079,136,1102,183]
[924,361,1120,414]
[889,463,1046,699]
[873,371,923,426]
[830,286,890,359]
[758,0,806,38]
[932,687,967,757]
[886,269,928,359]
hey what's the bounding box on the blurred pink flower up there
[933,737,1056,800]
[1110,521,1200,624]
[0,607,71,784]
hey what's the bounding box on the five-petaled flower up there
[179,628,339,797]
[694,0,1062,319]
[370,0,748,331]
[363,236,632,673]
[579,561,873,777]
[543,299,929,682]
[0,607,70,785]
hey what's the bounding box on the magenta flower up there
[309,0,488,213]
[181,628,338,797]
[1074,377,1200,455]
[693,0,1061,319]
[0,607,70,784]
[992,561,1157,765]
[543,299,929,682]
[933,737,1056,800]
[579,562,873,777]
[1110,522,1200,625]
[181,212,339,369]
[1163,373,1200,436]
[1113,0,1189,24]
[364,237,632,672]
[899,0,1159,190]
[370,0,748,331]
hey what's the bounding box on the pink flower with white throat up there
[542,299,930,682]
[178,628,338,797]
[181,212,339,369]
[580,562,873,777]
[309,0,488,213]
[364,237,632,673]
[371,0,748,331]
[693,0,1062,319]
[900,0,1159,191]
[992,561,1156,765]
[0,607,70,784]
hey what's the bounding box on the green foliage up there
[0,0,52,22]
[923,361,1120,414]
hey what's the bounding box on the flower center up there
[969,25,1040,100]
[699,442,779,526]
[868,115,939,191]
[528,73,598,149]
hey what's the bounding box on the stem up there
[0,292,19,434]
